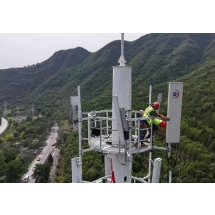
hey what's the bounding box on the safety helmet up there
[152,102,160,109]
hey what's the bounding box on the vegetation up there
[32,153,53,183]
[0,108,55,182]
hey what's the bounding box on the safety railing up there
[81,109,155,152]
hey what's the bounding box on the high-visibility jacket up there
[143,106,162,126]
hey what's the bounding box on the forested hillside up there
[1,33,215,182]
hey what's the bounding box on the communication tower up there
[70,34,183,183]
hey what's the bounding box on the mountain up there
[1,33,215,182]
[1,34,213,108]
[0,47,90,103]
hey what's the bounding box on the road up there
[22,124,59,183]
[0,117,9,135]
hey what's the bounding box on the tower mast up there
[111,33,132,182]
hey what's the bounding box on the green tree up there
[0,150,6,177]
[48,153,53,164]
[3,148,18,163]
[13,131,20,139]
[32,163,51,183]
[5,159,25,183]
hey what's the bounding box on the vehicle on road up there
[37,157,41,161]
[23,175,29,183]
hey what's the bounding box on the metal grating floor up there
[89,136,154,154]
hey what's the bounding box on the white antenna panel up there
[71,96,79,121]
[166,82,183,143]
[152,158,162,183]
[71,157,80,183]
[113,95,126,145]
[70,96,79,106]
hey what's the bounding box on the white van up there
[23,175,29,183]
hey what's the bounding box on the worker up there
[135,102,170,148]
[141,102,170,137]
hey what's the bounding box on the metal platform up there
[85,136,166,154]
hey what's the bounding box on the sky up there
[0,33,145,69]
